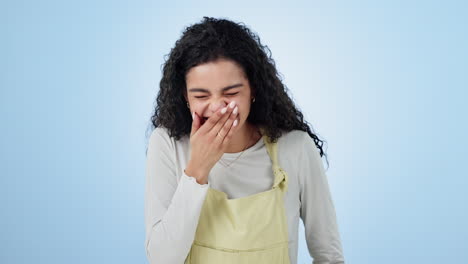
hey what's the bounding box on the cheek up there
[237,105,248,121]
[190,103,202,113]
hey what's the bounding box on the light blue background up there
[2,0,467,263]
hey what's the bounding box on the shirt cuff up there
[182,170,210,188]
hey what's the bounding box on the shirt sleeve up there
[144,128,210,264]
[298,133,345,264]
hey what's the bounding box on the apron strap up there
[260,127,288,191]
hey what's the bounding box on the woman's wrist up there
[184,162,209,185]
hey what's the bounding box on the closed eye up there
[195,92,239,99]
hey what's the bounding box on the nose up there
[209,99,228,113]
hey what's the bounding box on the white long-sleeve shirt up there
[144,126,345,264]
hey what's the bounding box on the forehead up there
[186,58,247,89]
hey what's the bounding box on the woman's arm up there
[299,133,345,264]
[144,128,210,264]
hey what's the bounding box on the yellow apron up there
[184,128,291,263]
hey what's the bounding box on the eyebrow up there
[188,83,243,93]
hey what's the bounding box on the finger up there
[198,105,228,135]
[215,105,238,143]
[210,101,237,138]
[222,114,239,147]
[190,111,201,137]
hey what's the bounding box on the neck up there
[224,122,261,153]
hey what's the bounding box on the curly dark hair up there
[147,16,329,168]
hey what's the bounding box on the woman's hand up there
[185,101,239,184]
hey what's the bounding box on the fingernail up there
[233,119,238,127]
[221,107,227,114]
[192,111,195,119]
[233,106,238,115]
[229,101,236,108]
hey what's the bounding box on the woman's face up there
[184,58,253,129]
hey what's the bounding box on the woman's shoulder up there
[277,129,320,155]
[148,126,190,151]
[278,129,312,145]
[150,126,188,140]
[149,126,170,142]
[148,126,176,151]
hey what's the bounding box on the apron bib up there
[185,128,291,264]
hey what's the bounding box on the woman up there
[145,16,345,264]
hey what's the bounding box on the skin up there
[184,57,262,154]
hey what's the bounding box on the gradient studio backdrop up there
[2,0,467,263]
